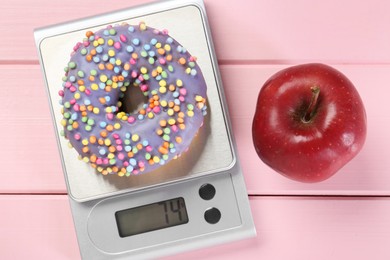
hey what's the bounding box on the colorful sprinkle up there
[60,23,207,176]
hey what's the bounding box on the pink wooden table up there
[1,0,390,259]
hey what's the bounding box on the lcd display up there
[115,197,189,237]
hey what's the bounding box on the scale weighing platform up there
[35,0,256,258]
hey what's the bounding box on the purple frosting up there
[60,23,207,176]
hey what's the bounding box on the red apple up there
[252,63,367,183]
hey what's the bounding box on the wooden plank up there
[1,64,389,195]
[0,195,79,260]
[1,0,390,62]
[0,65,65,193]
[169,196,390,260]
[0,195,389,259]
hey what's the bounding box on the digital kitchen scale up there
[34,0,256,258]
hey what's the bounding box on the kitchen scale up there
[34,0,256,258]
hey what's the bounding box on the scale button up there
[204,207,221,224]
[199,183,216,200]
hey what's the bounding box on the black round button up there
[199,183,216,200]
[204,207,221,224]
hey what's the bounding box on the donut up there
[59,22,208,176]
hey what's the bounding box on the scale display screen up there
[115,197,189,237]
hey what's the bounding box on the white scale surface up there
[35,0,256,259]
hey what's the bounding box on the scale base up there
[70,162,255,259]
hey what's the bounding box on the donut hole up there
[118,85,149,115]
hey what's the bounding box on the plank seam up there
[0,193,389,198]
[0,193,68,195]
[249,194,390,198]
[1,60,390,66]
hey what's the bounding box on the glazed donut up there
[60,22,207,176]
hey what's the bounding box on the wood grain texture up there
[1,64,389,195]
[0,196,389,260]
[169,197,390,260]
[0,196,78,260]
[1,0,389,62]
[0,65,64,193]
[1,0,389,259]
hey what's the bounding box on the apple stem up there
[303,86,320,122]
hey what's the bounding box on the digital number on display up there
[115,197,189,237]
